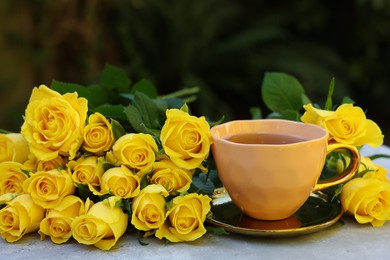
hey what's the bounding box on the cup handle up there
[313,143,360,191]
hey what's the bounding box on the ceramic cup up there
[210,119,360,220]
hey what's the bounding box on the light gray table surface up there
[1,145,390,260]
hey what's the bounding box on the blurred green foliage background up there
[1,0,389,144]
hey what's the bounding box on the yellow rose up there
[156,193,211,242]
[22,153,38,171]
[23,153,68,172]
[149,159,193,195]
[108,133,158,174]
[38,156,68,171]
[160,109,212,170]
[21,85,88,161]
[131,184,169,231]
[300,103,335,127]
[301,103,383,147]
[71,199,128,251]
[0,194,45,242]
[0,133,29,163]
[39,195,87,244]
[359,157,389,182]
[336,156,389,182]
[68,156,104,187]
[82,112,115,156]
[341,177,390,227]
[0,161,28,195]
[99,165,140,199]
[23,169,76,209]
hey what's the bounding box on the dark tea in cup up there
[225,133,307,145]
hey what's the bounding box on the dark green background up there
[1,0,389,144]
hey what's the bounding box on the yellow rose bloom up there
[301,103,383,147]
[0,194,45,242]
[160,109,212,170]
[71,199,128,251]
[23,169,76,209]
[68,156,104,187]
[99,165,140,199]
[39,195,86,244]
[341,177,390,227]
[37,155,68,171]
[108,133,158,174]
[336,156,389,182]
[23,153,68,172]
[82,112,115,156]
[156,193,211,242]
[359,157,389,182]
[21,85,88,161]
[22,153,38,171]
[300,103,335,127]
[0,133,29,163]
[149,159,193,195]
[0,161,28,195]
[131,184,169,231]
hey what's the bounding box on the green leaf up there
[142,126,162,138]
[124,104,147,133]
[51,81,115,108]
[102,161,114,172]
[91,104,127,122]
[189,172,215,195]
[51,80,90,98]
[134,92,165,129]
[261,72,305,113]
[165,199,173,211]
[86,84,112,107]
[301,93,311,105]
[114,198,124,208]
[131,79,158,98]
[100,64,131,92]
[121,199,131,214]
[159,87,200,99]
[266,110,301,121]
[139,173,151,190]
[110,118,126,140]
[119,93,135,103]
[76,184,100,202]
[205,226,229,235]
[180,103,189,113]
[124,92,166,133]
[342,96,355,104]
[369,154,390,160]
[355,169,374,178]
[324,77,335,110]
[249,107,262,119]
[158,97,185,109]
[21,169,31,178]
[208,115,225,128]
[0,129,11,134]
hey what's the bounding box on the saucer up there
[206,188,343,237]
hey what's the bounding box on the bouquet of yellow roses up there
[0,65,217,250]
[1,66,390,251]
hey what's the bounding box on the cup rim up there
[210,119,328,147]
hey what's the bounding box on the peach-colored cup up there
[210,119,360,220]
